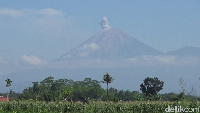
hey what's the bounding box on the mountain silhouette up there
[57,29,163,61]
[167,46,200,56]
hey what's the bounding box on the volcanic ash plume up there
[98,17,111,30]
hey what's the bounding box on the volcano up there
[57,29,163,61]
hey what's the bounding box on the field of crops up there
[0,100,199,113]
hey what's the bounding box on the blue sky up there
[0,1,200,75]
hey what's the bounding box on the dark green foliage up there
[4,76,200,103]
[140,77,164,97]
[9,90,20,101]
[19,77,105,102]
[170,92,185,101]
[178,92,185,101]
[113,97,119,102]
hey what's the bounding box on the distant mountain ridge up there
[167,46,200,56]
[57,29,163,61]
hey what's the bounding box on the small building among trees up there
[0,96,9,102]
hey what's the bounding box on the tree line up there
[1,72,199,102]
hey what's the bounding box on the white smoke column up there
[98,17,111,30]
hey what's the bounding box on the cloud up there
[66,54,73,58]
[126,55,200,66]
[0,8,63,18]
[42,55,200,69]
[0,8,23,17]
[98,17,111,30]
[127,58,136,62]
[79,52,89,57]
[21,55,44,65]
[0,8,71,40]
[127,55,176,65]
[36,8,63,17]
[154,56,175,64]
[81,43,100,50]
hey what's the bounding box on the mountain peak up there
[56,28,162,61]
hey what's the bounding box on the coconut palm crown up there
[5,78,12,87]
[103,72,113,83]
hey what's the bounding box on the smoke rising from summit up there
[98,17,111,30]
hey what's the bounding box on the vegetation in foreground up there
[1,73,200,112]
[0,100,200,113]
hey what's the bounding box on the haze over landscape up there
[0,1,200,95]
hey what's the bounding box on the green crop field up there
[0,100,199,113]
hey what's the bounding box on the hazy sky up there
[1,1,200,94]
[0,1,200,74]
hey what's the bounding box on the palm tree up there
[102,72,113,101]
[5,78,12,101]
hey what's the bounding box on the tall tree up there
[140,77,164,97]
[102,72,113,101]
[5,78,12,101]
